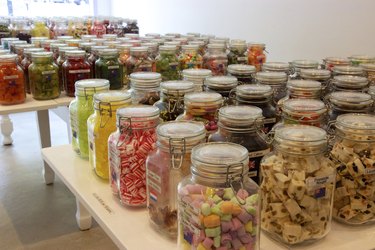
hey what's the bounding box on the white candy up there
[287,179,306,201]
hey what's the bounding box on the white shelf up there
[42,145,375,250]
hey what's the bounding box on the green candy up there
[214,236,221,248]
[223,188,235,200]
[245,205,256,215]
[210,205,223,216]
[205,226,221,238]
[221,214,232,221]
[212,194,222,203]
[201,203,211,216]
[246,194,259,205]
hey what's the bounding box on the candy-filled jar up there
[79,42,96,59]
[228,39,248,65]
[203,43,228,76]
[52,19,69,38]
[260,125,335,245]
[361,63,375,86]
[142,42,159,60]
[209,106,269,184]
[300,69,331,96]
[247,43,266,72]
[87,45,108,76]
[87,91,132,179]
[20,48,44,94]
[176,92,223,135]
[129,72,161,105]
[349,55,375,66]
[1,37,18,50]
[331,75,368,92]
[179,44,203,70]
[8,40,26,54]
[188,40,205,56]
[95,49,123,90]
[262,62,291,74]
[323,57,350,71]
[108,105,159,205]
[124,46,154,85]
[62,50,92,97]
[28,52,60,100]
[0,54,25,105]
[332,65,365,77]
[204,75,238,105]
[50,43,67,63]
[14,44,35,64]
[124,19,139,34]
[146,121,206,237]
[31,20,50,38]
[154,80,195,121]
[10,19,31,43]
[0,19,10,40]
[90,19,106,38]
[227,64,256,85]
[178,142,260,250]
[57,46,79,91]
[330,114,375,225]
[255,71,288,104]
[234,84,276,133]
[182,68,212,92]
[290,60,320,79]
[69,79,110,156]
[155,45,180,81]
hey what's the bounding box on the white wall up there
[111,0,375,62]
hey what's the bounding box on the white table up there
[42,145,375,250]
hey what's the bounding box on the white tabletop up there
[0,95,57,115]
[41,145,375,250]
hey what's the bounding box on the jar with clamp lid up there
[95,49,123,90]
[234,84,276,133]
[10,19,31,43]
[129,72,161,105]
[52,19,68,38]
[146,121,206,237]
[332,66,365,77]
[260,125,335,245]
[204,75,238,105]
[108,105,159,206]
[0,19,10,40]
[0,54,25,105]
[331,75,368,92]
[87,91,132,179]
[300,69,331,96]
[349,55,375,66]
[327,91,373,122]
[142,42,159,60]
[90,18,106,38]
[262,62,291,74]
[360,63,375,86]
[188,40,205,56]
[227,64,256,85]
[69,79,109,157]
[290,60,320,79]
[155,45,180,81]
[87,45,108,76]
[182,68,212,92]
[209,106,270,184]
[247,43,266,72]
[8,40,26,54]
[14,44,35,64]
[1,37,18,50]
[20,48,44,94]
[31,20,50,38]
[50,43,67,62]
[203,43,228,76]
[57,47,80,91]
[228,39,248,65]
[154,80,195,121]
[79,42,96,59]
[124,46,154,85]
[255,71,288,104]
[178,142,261,250]
[323,57,350,71]
[179,44,203,70]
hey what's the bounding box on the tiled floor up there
[0,111,117,250]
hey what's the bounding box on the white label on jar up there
[3,75,19,80]
[148,179,161,194]
[237,56,247,61]
[249,148,270,158]
[69,69,91,74]
[147,169,161,183]
[365,168,375,175]
[42,70,55,75]
[108,65,119,69]
[264,118,277,124]
[306,174,335,199]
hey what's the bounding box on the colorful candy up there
[203,44,228,76]
[0,54,25,105]
[155,45,180,81]
[247,43,266,72]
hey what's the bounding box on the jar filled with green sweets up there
[154,80,195,121]
[20,48,44,94]
[95,49,123,90]
[69,79,110,157]
[227,64,256,85]
[87,45,108,76]
[290,60,320,79]
[204,75,238,105]
[155,45,180,81]
[228,39,248,65]
[129,72,162,105]
[28,52,60,100]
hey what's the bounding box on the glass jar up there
[107,105,159,205]
[164,41,182,56]
[56,35,74,43]
[52,19,68,38]
[179,44,203,70]
[228,39,248,65]
[81,34,97,42]
[65,39,81,48]
[227,64,256,85]
[327,92,373,121]
[0,19,10,40]
[146,121,206,237]
[0,49,8,55]
[95,49,123,90]
[87,91,132,179]
[62,50,92,96]
[176,92,223,135]
[360,63,375,86]
[154,80,194,121]
[182,68,212,92]
[28,52,60,100]
[50,43,67,63]
[323,57,350,71]
[142,42,159,60]
[106,19,123,37]
[255,71,288,104]
[209,106,269,184]
[69,79,110,156]
[103,40,121,49]
[300,69,331,96]
[14,44,35,64]
[330,114,375,225]
[31,20,50,38]
[332,75,368,92]
[0,54,25,105]
[204,76,238,105]
[91,38,106,46]
[203,43,228,76]
[262,62,291,74]
[20,48,44,94]
[1,37,18,50]
[260,125,335,245]
[10,19,31,43]
[124,19,139,34]
[349,55,375,66]
[129,72,161,105]
[235,84,276,133]
[40,39,57,52]
[103,34,118,41]
[90,19,106,38]
[87,45,108,76]
[188,40,205,56]
[155,45,180,81]
[290,60,320,79]
[8,40,27,54]
[57,47,79,91]
[30,37,48,48]
[178,142,260,250]
[124,46,154,85]
[79,42,96,59]
[332,65,365,77]
[247,43,266,72]
[284,80,322,100]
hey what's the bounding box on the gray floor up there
[0,111,118,250]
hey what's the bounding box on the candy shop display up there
[300,69,330,95]
[146,121,206,237]
[204,75,238,105]
[176,92,223,135]
[332,65,365,77]
[262,62,291,74]
[255,71,288,104]
[10,19,31,43]
[349,55,375,66]
[330,114,375,225]
[247,43,266,72]
[0,54,25,105]
[155,45,180,81]
[124,46,153,85]
[31,21,50,39]
[227,64,256,85]
[90,19,106,38]
[1,37,19,50]
[108,105,159,206]
[20,48,44,94]
[203,43,228,76]
[8,40,27,54]
[87,45,108,76]
[209,106,269,184]
[323,57,350,71]
[228,39,248,65]
[154,80,195,121]
[179,45,203,70]
[327,92,373,121]
[62,50,92,97]
[28,51,60,100]
[87,91,132,179]
[129,72,161,105]
[95,48,123,90]
[331,75,368,92]
[56,46,79,91]
[260,125,335,245]
[290,60,319,79]
[361,63,375,86]
[0,19,10,39]
[182,68,212,92]
[178,142,260,250]
[69,79,109,157]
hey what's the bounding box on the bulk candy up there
[0,54,25,105]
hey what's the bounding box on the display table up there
[42,145,375,250]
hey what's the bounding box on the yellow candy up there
[245,221,253,232]
[197,243,208,250]
[220,201,233,214]
[206,187,216,198]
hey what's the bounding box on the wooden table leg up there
[75,198,92,231]
[1,115,13,145]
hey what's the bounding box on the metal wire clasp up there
[116,117,133,147]
[169,138,186,169]
[226,163,246,205]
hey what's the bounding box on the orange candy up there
[0,56,25,105]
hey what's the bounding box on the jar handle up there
[228,89,236,104]
[326,120,336,150]
[169,138,186,169]
[226,163,246,206]
[116,117,132,147]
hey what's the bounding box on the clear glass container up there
[290,60,320,79]
[103,40,121,49]
[10,19,31,43]
[65,39,82,47]
[330,114,375,225]
[129,72,161,105]
[142,42,159,60]
[332,65,365,77]
[90,19,106,38]
[164,41,181,55]
[20,48,44,94]
[323,57,350,71]
[50,43,68,62]
[300,69,331,96]
[146,121,206,237]
[182,68,212,92]
[69,79,109,156]
[228,39,248,65]
[14,44,35,64]
[87,45,108,76]
[0,19,10,40]
[247,43,266,72]
[188,40,205,56]
[155,45,180,81]
[56,35,74,43]
[31,20,50,38]
[91,38,106,46]
[52,19,69,39]
[154,80,194,121]
[262,62,291,74]
[81,34,97,42]
[57,47,80,91]
[255,71,288,104]
[40,39,58,52]
[95,49,123,90]
[204,75,238,105]
[87,91,132,179]
[103,34,118,41]
[349,55,375,66]
[107,105,159,206]
[0,54,25,105]
[179,44,203,70]
[124,46,154,85]
[369,86,375,114]
[124,19,139,34]
[260,125,335,245]
[360,63,375,86]
[178,142,260,250]
[28,52,60,100]
[203,43,228,76]
[1,37,18,50]
[79,42,96,59]
[332,75,368,92]
[106,19,123,37]
[227,64,256,85]
[8,40,27,54]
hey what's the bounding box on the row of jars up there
[0,16,139,41]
